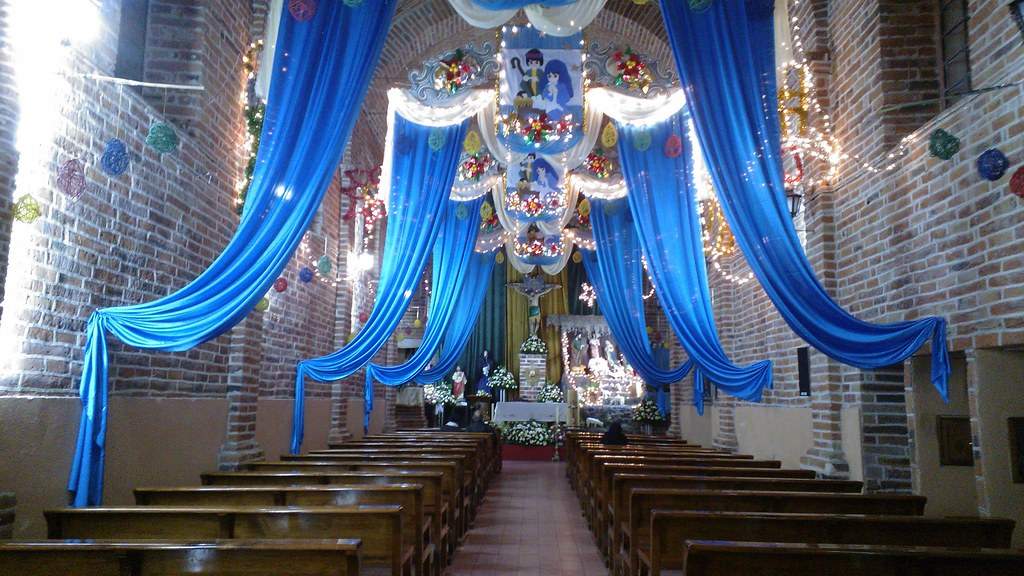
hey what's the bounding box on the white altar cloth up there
[492,401,568,424]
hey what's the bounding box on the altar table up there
[492,401,568,424]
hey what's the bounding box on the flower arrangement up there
[536,382,565,403]
[632,397,665,423]
[341,168,386,235]
[513,235,564,259]
[434,49,478,94]
[520,335,548,355]
[613,47,653,94]
[500,419,553,446]
[424,382,456,406]
[480,201,500,233]
[501,112,574,146]
[506,186,566,218]
[586,149,614,179]
[458,152,493,182]
[490,366,518,391]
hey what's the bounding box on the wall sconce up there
[785,187,804,219]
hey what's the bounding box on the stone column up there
[218,313,265,469]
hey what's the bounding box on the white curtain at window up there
[446,0,607,37]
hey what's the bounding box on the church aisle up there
[448,460,607,576]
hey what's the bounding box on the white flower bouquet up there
[632,397,665,424]
[423,382,456,406]
[499,419,554,446]
[519,335,548,355]
[490,366,518,391]
[536,382,565,403]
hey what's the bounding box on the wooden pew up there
[245,460,464,544]
[609,475,863,572]
[590,461,804,538]
[201,470,452,568]
[681,540,1024,576]
[637,510,1015,576]
[45,506,408,576]
[0,539,362,576]
[295,449,481,522]
[134,484,431,576]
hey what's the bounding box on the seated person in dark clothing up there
[601,422,628,445]
[466,409,493,433]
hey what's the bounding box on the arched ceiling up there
[344,0,673,168]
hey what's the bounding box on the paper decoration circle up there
[273,277,288,292]
[299,266,314,283]
[13,194,41,224]
[664,134,683,158]
[572,250,582,263]
[317,254,332,276]
[601,123,618,148]
[463,130,482,155]
[413,317,423,328]
[254,297,270,312]
[1010,166,1024,199]
[633,129,652,152]
[495,250,505,264]
[428,129,446,152]
[289,0,316,21]
[146,122,179,154]
[688,0,713,11]
[359,311,369,323]
[57,159,86,199]
[101,138,131,176]
[928,128,959,160]
[977,148,1009,181]
[455,203,469,220]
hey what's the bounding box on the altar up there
[492,401,569,425]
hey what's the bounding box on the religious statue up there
[508,273,560,337]
[604,340,619,369]
[571,332,587,367]
[477,349,494,396]
[451,366,467,404]
[587,338,609,376]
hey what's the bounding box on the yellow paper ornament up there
[601,122,618,148]
[495,250,506,264]
[463,130,482,155]
[572,250,582,263]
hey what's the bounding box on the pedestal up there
[518,353,547,401]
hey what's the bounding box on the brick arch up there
[345,2,675,167]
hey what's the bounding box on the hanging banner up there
[498,26,584,156]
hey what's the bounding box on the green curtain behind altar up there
[458,254,506,394]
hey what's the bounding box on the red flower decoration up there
[273,277,288,293]
[289,0,317,21]
[1011,166,1024,199]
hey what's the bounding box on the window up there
[115,0,149,81]
[938,0,971,106]
[797,346,811,397]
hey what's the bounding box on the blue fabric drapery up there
[361,197,486,427]
[659,0,950,399]
[578,201,692,413]
[291,115,469,453]
[617,112,773,415]
[456,253,506,391]
[67,1,397,506]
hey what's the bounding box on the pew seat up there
[45,506,408,576]
[634,511,1016,576]
[0,539,361,576]
[679,540,1024,576]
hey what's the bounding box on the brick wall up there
[684,0,1024,488]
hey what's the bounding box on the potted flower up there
[536,382,565,403]
[490,365,517,402]
[631,397,664,435]
[424,382,456,428]
[498,419,564,460]
[519,335,548,355]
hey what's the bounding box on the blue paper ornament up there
[299,266,314,283]
[146,122,179,154]
[101,138,131,176]
[633,129,652,152]
[977,148,1009,181]
[455,203,469,220]
[317,254,332,275]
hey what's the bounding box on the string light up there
[235,40,265,214]
[579,282,597,307]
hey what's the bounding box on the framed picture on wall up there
[937,416,973,467]
[1009,417,1024,483]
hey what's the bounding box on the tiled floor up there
[447,460,607,576]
